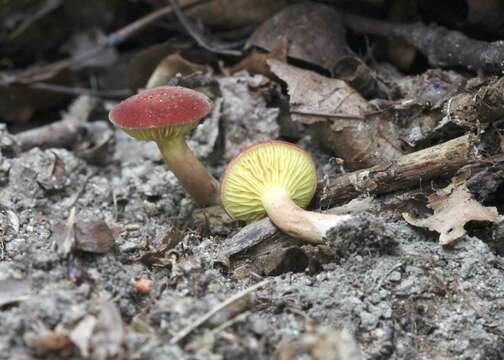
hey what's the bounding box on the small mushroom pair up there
[110,87,350,243]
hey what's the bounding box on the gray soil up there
[1,126,504,360]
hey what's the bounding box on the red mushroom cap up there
[109,86,212,130]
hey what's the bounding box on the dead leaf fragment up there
[129,226,183,266]
[268,60,404,169]
[127,42,189,90]
[466,0,504,34]
[182,0,289,28]
[52,214,115,256]
[146,53,212,89]
[24,324,72,353]
[231,38,288,78]
[69,315,97,358]
[403,184,499,245]
[74,218,115,254]
[247,2,350,71]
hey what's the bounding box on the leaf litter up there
[1,1,504,359]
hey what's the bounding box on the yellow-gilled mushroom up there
[221,140,352,243]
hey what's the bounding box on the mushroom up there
[109,86,219,206]
[220,140,352,243]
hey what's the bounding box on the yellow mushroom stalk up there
[220,141,352,243]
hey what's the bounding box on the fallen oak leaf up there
[403,184,498,245]
[268,59,404,169]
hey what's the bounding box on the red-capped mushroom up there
[109,86,219,206]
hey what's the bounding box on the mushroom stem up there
[158,137,220,206]
[262,187,352,243]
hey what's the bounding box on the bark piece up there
[342,12,504,74]
[444,77,504,127]
[319,135,477,208]
[219,205,396,277]
[182,0,288,28]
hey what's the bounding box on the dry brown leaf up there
[74,218,115,254]
[466,0,504,33]
[181,0,289,28]
[52,214,115,256]
[129,226,183,266]
[268,60,403,169]
[0,71,71,123]
[231,38,288,78]
[267,60,369,124]
[127,42,189,90]
[247,2,350,72]
[403,184,499,245]
[146,53,212,89]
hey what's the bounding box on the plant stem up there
[262,187,352,243]
[158,137,220,206]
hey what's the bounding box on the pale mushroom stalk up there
[158,137,219,205]
[109,86,220,206]
[262,187,352,243]
[221,140,352,243]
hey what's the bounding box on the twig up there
[53,207,76,258]
[290,109,365,120]
[319,134,477,207]
[0,2,204,85]
[209,311,251,337]
[169,279,270,344]
[14,118,85,151]
[26,83,131,98]
[168,0,242,56]
[66,170,96,210]
[7,0,62,41]
[341,12,504,74]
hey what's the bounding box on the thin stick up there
[168,0,242,56]
[319,134,477,207]
[341,12,504,74]
[26,82,132,98]
[209,311,251,336]
[170,279,270,344]
[290,109,365,120]
[0,2,206,85]
[7,0,62,41]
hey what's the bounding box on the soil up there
[1,125,503,360]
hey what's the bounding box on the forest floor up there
[1,1,504,359]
